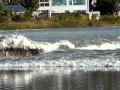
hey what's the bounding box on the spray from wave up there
[0,34,75,56]
[0,34,120,57]
[0,34,119,69]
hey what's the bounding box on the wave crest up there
[0,34,120,55]
[79,42,120,50]
[0,34,75,53]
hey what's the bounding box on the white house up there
[35,0,89,16]
[34,0,100,20]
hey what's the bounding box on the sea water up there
[0,27,120,90]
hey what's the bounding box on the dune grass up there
[0,14,120,30]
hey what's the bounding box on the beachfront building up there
[33,0,100,20]
[116,3,120,16]
[35,0,90,17]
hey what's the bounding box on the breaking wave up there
[0,34,120,54]
[0,34,75,53]
[0,34,120,53]
[0,34,120,69]
[79,42,120,50]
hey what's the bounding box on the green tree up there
[96,0,117,15]
[10,0,24,4]
[0,10,12,22]
[0,5,1,11]
[23,0,39,12]
[23,11,32,21]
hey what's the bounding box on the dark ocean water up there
[0,27,120,90]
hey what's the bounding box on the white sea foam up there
[79,42,120,50]
[0,57,119,70]
[0,34,120,53]
[117,36,120,39]
[0,34,75,52]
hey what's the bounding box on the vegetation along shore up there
[0,0,120,30]
[1,14,120,30]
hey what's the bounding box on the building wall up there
[37,0,89,14]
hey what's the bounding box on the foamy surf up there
[0,34,120,57]
[0,57,119,70]
[0,34,120,52]
[0,34,75,56]
[78,42,120,50]
[0,28,120,70]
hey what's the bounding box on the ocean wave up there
[0,34,120,55]
[79,42,120,50]
[117,36,120,39]
[0,34,75,53]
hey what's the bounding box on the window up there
[40,3,44,6]
[44,0,49,2]
[45,3,49,6]
[69,0,72,5]
[40,0,49,2]
[40,3,49,6]
[39,0,49,6]
[40,0,44,2]
[73,0,85,5]
[68,0,85,5]
[52,0,66,5]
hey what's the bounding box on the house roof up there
[2,5,27,12]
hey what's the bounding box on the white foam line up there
[1,34,120,52]
[0,58,120,69]
[78,42,120,50]
[0,66,120,72]
[0,34,75,52]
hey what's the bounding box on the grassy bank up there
[0,14,120,30]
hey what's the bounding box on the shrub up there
[102,15,116,23]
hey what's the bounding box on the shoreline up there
[0,24,120,31]
[0,22,120,30]
[0,15,120,30]
[0,23,120,30]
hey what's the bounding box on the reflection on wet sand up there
[0,68,120,90]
